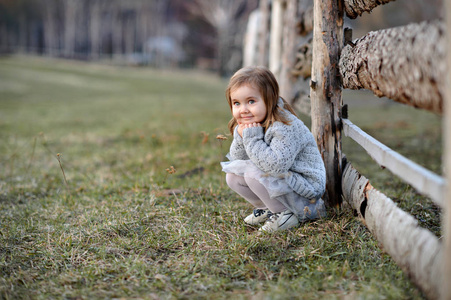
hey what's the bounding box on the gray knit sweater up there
[228,104,326,200]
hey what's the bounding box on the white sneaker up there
[244,209,272,225]
[259,209,299,232]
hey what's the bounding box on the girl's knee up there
[244,176,266,192]
[225,173,245,189]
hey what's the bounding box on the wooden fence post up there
[257,0,270,67]
[443,1,451,299]
[279,0,297,102]
[270,0,284,79]
[243,10,260,67]
[310,0,344,207]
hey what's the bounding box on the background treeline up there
[0,0,257,75]
[0,0,442,76]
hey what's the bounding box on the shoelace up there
[253,209,266,217]
[267,212,280,223]
[253,209,273,218]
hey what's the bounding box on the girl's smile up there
[230,84,267,125]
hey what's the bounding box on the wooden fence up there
[244,0,450,299]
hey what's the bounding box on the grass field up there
[0,56,442,299]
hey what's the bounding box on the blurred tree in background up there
[186,0,258,76]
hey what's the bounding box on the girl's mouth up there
[241,118,253,123]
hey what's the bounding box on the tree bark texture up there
[342,162,443,300]
[311,0,344,208]
[339,20,445,114]
[344,0,396,19]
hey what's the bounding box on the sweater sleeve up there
[242,123,301,175]
[229,126,249,160]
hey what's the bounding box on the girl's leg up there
[225,173,266,209]
[244,177,287,213]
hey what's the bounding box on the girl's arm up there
[229,126,249,160]
[242,123,301,174]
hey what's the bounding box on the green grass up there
[0,56,442,299]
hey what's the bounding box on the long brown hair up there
[225,66,296,134]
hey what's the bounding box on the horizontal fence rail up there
[339,20,445,115]
[342,163,443,300]
[343,118,444,207]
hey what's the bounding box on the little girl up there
[221,66,326,232]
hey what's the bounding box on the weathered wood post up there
[257,0,270,67]
[310,0,344,207]
[243,10,260,67]
[279,0,312,106]
[269,0,284,79]
[279,0,297,102]
[443,2,451,299]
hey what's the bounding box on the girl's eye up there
[233,102,240,106]
[249,100,255,104]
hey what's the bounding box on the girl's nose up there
[241,104,249,113]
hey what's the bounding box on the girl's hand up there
[237,123,261,137]
[244,123,261,129]
[237,123,246,137]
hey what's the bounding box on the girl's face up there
[230,84,267,125]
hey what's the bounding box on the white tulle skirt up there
[220,159,293,198]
